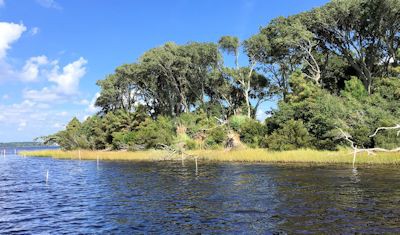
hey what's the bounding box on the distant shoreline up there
[21,149,400,165]
[0,142,57,148]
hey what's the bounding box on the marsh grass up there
[21,148,400,165]
[21,149,168,161]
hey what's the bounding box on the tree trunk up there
[245,90,251,118]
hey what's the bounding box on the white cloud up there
[48,57,87,95]
[52,122,64,129]
[23,87,61,102]
[0,21,91,141]
[23,57,88,102]
[17,120,27,131]
[0,22,26,60]
[0,0,5,7]
[30,27,40,36]
[0,22,46,83]
[36,0,61,9]
[78,99,90,105]
[57,111,68,116]
[20,55,48,82]
[86,92,100,113]
[0,100,79,140]
[0,22,87,90]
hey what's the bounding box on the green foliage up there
[205,126,228,148]
[239,119,265,148]
[112,131,136,150]
[130,116,175,150]
[229,115,248,132]
[265,120,311,151]
[267,80,345,150]
[341,77,368,100]
[174,133,198,150]
[44,118,90,150]
[175,111,209,138]
[287,71,320,102]
[229,115,265,148]
[218,36,239,56]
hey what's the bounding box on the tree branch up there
[369,124,400,138]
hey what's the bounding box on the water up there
[1,152,400,233]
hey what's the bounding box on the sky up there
[0,0,329,142]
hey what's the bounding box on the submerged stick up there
[46,170,49,184]
[195,156,198,174]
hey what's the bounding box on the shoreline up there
[20,149,400,165]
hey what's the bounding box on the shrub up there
[111,131,135,150]
[229,115,248,132]
[265,119,311,151]
[174,133,198,150]
[239,119,266,148]
[205,126,228,148]
[131,116,175,149]
[228,115,265,148]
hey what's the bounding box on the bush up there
[229,115,248,132]
[228,115,265,148]
[174,133,198,150]
[239,119,265,148]
[205,126,228,148]
[176,111,209,138]
[131,116,175,149]
[111,131,135,150]
[341,77,368,100]
[265,119,311,151]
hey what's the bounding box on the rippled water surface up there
[1,152,400,234]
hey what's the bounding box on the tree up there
[305,0,400,93]
[219,35,270,118]
[265,16,321,84]
[106,42,221,117]
[43,118,90,150]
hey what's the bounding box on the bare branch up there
[369,124,400,138]
[336,127,356,149]
[337,127,400,159]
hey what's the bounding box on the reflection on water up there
[1,153,400,233]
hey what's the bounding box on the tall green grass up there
[21,148,400,165]
[21,149,168,161]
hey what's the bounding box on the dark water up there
[1,151,400,234]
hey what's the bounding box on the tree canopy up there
[44,0,400,152]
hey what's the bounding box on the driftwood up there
[337,124,400,167]
[369,124,400,138]
[157,144,199,173]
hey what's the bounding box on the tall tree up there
[219,35,269,118]
[97,42,221,117]
[305,0,400,93]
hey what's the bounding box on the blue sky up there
[0,0,329,142]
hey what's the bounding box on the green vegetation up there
[40,0,400,158]
[22,149,400,165]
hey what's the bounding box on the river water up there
[1,150,400,233]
